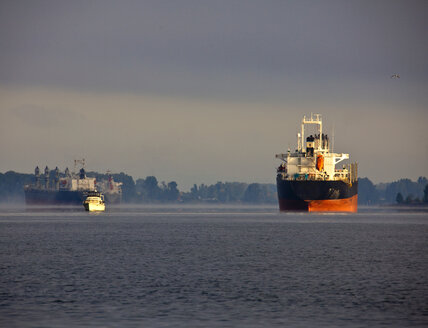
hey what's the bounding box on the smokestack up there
[35,166,40,188]
[54,166,60,190]
[44,166,49,189]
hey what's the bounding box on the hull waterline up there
[278,194,358,212]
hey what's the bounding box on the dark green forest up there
[0,170,427,205]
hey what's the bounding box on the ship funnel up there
[54,167,60,190]
[44,166,49,189]
[35,166,40,187]
[306,135,315,156]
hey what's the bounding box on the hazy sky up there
[1,0,427,190]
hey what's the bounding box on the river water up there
[1,205,427,327]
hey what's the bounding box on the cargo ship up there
[275,114,358,212]
[24,160,122,205]
[93,171,123,204]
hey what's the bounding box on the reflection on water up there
[0,205,427,327]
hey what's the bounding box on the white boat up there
[83,192,106,212]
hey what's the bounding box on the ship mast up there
[301,113,323,152]
[73,159,86,177]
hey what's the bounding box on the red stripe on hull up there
[279,195,358,212]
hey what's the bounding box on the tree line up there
[134,176,277,203]
[0,170,427,205]
[358,176,428,205]
[0,171,277,204]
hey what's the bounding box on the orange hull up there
[278,195,358,212]
[307,194,358,212]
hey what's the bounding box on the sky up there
[0,0,427,190]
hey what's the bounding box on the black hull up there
[103,192,122,204]
[25,189,122,205]
[276,175,358,212]
[24,190,85,205]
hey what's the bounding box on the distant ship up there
[275,114,358,212]
[93,171,123,204]
[24,160,122,205]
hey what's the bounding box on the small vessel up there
[275,114,358,212]
[83,192,106,212]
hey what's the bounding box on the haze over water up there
[1,205,427,327]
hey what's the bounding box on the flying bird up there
[391,74,400,79]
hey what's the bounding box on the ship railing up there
[279,170,357,182]
[348,162,358,183]
[279,173,333,181]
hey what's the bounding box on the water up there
[1,205,427,327]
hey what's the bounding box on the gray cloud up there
[1,1,427,98]
[0,1,427,187]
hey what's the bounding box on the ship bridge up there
[276,114,357,183]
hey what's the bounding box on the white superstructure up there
[96,171,123,194]
[58,160,96,191]
[83,192,106,212]
[276,114,357,182]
